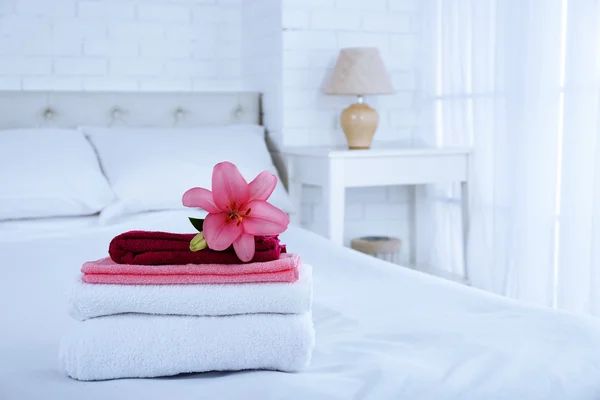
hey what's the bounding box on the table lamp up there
[325,47,395,149]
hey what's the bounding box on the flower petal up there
[212,161,250,210]
[248,171,277,202]
[182,187,221,213]
[233,233,255,262]
[241,200,290,236]
[203,212,242,251]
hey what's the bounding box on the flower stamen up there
[228,207,250,226]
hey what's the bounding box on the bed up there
[2,92,600,400]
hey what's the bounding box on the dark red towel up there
[109,231,286,265]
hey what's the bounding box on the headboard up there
[0,90,290,188]
[0,91,261,128]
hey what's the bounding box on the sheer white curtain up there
[419,0,600,314]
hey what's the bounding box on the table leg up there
[288,180,302,225]
[323,160,345,245]
[461,181,470,281]
[286,156,302,225]
[409,185,417,266]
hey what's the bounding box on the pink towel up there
[81,253,300,285]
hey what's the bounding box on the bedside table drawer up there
[342,154,468,187]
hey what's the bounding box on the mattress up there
[2,210,600,400]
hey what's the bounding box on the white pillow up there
[0,129,115,220]
[82,125,294,224]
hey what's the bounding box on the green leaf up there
[188,217,205,232]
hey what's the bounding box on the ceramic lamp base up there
[340,102,379,149]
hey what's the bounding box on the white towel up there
[68,263,313,320]
[59,312,315,381]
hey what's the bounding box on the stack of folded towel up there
[59,231,314,381]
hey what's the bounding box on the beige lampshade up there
[325,47,395,96]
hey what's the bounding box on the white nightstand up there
[282,141,471,280]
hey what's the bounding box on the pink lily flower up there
[182,161,290,262]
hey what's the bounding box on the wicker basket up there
[350,236,401,263]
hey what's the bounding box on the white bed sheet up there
[2,210,600,400]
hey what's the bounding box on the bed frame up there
[0,89,291,191]
[0,91,261,128]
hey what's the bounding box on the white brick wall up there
[0,0,242,91]
[281,3,418,147]
[0,0,420,261]
[280,0,419,261]
[241,0,283,146]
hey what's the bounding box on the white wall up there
[0,0,420,262]
[0,0,242,91]
[241,0,283,146]
[279,0,420,260]
[281,0,418,147]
